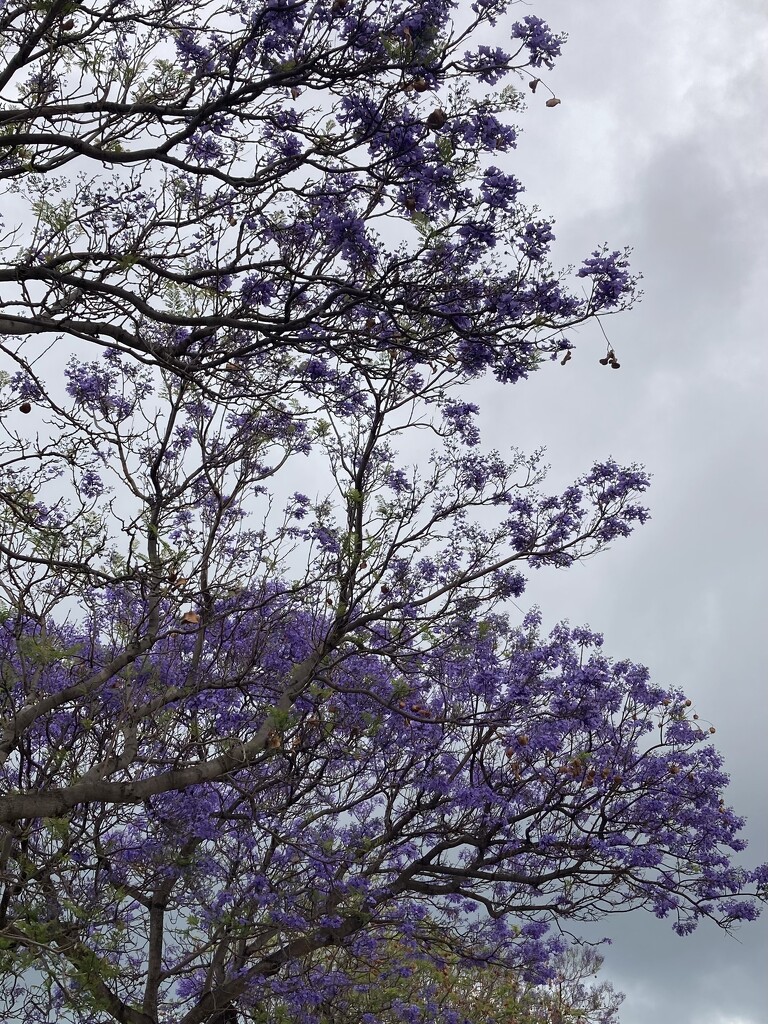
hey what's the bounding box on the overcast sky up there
[473,2,768,1021]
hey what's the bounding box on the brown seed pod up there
[413,78,430,92]
[19,402,32,414]
[545,97,561,108]
[610,360,621,369]
[181,611,200,625]
[61,17,75,30]
[709,726,716,734]
[529,78,539,93]
[560,351,572,365]
[426,108,448,130]
[599,357,610,366]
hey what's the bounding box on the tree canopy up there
[0,1,764,1022]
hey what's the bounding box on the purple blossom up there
[578,248,636,309]
[463,45,513,85]
[510,15,565,69]
[175,28,215,74]
[240,274,277,307]
[519,220,556,262]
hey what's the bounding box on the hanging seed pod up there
[413,78,430,92]
[545,97,561,108]
[529,78,539,93]
[19,402,32,414]
[426,108,448,130]
[599,357,610,366]
[610,360,621,369]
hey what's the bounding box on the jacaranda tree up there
[277,941,625,1023]
[0,1,765,1021]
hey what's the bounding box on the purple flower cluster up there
[510,14,565,69]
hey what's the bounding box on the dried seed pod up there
[560,351,572,365]
[426,108,448,130]
[413,77,429,92]
[19,402,32,414]
[529,78,539,93]
[545,97,561,108]
[599,357,610,366]
[181,611,200,624]
[61,17,75,30]
[610,360,621,369]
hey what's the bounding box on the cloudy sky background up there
[471,2,767,1021]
